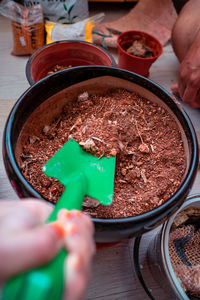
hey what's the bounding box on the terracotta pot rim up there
[117,30,163,61]
[26,40,117,86]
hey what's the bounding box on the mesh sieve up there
[169,207,200,299]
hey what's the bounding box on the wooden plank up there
[0,17,30,101]
[0,99,19,200]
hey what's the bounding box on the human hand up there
[171,31,200,108]
[0,199,95,300]
[58,208,95,300]
[171,81,200,108]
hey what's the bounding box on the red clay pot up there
[26,40,116,85]
[117,30,162,77]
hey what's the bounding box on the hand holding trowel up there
[3,139,116,300]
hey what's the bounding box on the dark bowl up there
[3,66,199,242]
[26,40,117,85]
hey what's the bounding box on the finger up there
[17,199,53,222]
[188,99,200,108]
[178,76,186,99]
[0,223,64,282]
[0,207,42,233]
[0,199,53,233]
[63,253,91,300]
[0,199,53,223]
[61,214,95,300]
[0,200,23,217]
[58,209,95,257]
[64,222,95,262]
[190,90,200,107]
[171,83,180,96]
[182,85,197,105]
[58,210,95,300]
[58,209,94,236]
[60,210,95,262]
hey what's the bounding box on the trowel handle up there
[2,178,86,300]
[48,174,87,222]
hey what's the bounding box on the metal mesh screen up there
[169,207,200,299]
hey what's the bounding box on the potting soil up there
[47,64,72,75]
[126,40,154,58]
[20,88,186,218]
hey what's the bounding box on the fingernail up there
[65,223,77,235]
[70,253,81,270]
[58,209,73,221]
[49,221,66,239]
[72,210,81,218]
[66,253,82,281]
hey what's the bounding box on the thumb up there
[0,222,64,282]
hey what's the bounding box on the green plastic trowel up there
[3,139,116,300]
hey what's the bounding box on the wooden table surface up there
[0,6,200,299]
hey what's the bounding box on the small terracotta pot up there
[26,40,117,85]
[117,31,162,77]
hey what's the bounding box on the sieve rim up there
[161,194,200,300]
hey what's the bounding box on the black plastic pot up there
[3,66,199,242]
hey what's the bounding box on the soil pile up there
[47,64,72,75]
[126,40,154,58]
[20,88,186,218]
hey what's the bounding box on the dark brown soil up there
[20,88,186,218]
[47,64,72,75]
[126,40,154,58]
